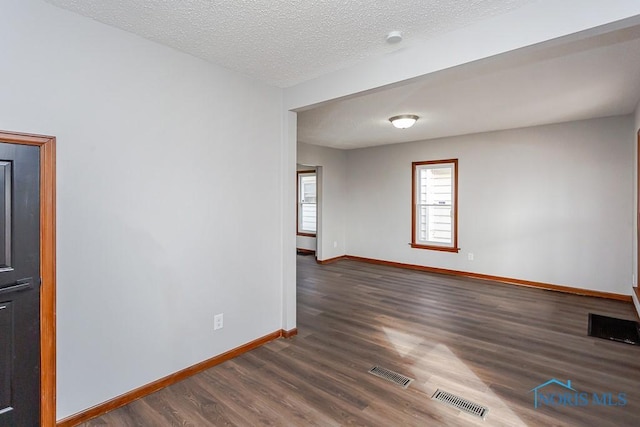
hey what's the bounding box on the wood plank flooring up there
[80,255,640,426]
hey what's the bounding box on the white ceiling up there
[45,0,536,87]
[45,1,640,150]
[298,24,640,149]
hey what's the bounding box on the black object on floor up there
[588,313,640,345]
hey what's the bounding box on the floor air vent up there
[368,366,413,388]
[432,389,489,420]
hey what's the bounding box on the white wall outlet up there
[333,241,337,248]
[214,313,224,330]
[468,253,474,261]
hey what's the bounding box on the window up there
[411,159,458,252]
[297,171,316,235]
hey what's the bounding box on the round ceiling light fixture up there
[386,31,403,44]
[389,114,419,129]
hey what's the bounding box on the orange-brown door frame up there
[0,130,56,426]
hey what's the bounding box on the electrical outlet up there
[333,241,338,248]
[468,253,474,261]
[214,313,223,330]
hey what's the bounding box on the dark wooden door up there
[0,143,40,427]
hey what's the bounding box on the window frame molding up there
[411,159,459,253]
[296,170,317,237]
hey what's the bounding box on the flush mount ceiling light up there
[389,114,419,129]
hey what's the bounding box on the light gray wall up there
[345,116,634,295]
[296,236,316,251]
[297,142,347,260]
[0,0,283,419]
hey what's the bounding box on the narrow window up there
[411,159,459,252]
[297,171,316,236]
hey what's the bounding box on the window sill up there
[410,243,460,253]
[297,232,317,237]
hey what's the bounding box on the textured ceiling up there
[298,24,640,149]
[45,0,537,87]
[44,1,640,150]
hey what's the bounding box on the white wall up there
[0,0,283,420]
[296,236,316,252]
[345,116,634,295]
[298,143,347,260]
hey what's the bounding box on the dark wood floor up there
[81,255,640,426]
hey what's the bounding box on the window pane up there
[300,175,316,203]
[301,203,316,232]
[418,205,451,244]
[420,167,452,205]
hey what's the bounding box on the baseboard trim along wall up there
[282,328,298,338]
[316,255,348,265]
[632,287,640,320]
[57,328,297,426]
[317,254,631,302]
[296,248,315,255]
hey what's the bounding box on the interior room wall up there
[297,142,347,261]
[0,0,283,419]
[296,235,317,252]
[345,116,634,295]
